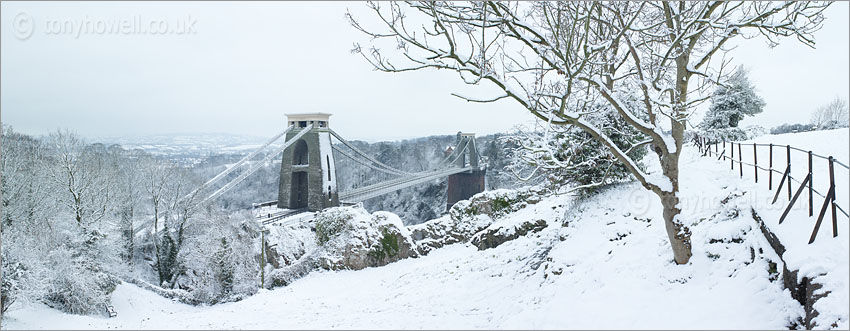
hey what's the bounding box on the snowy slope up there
[742,128,848,215]
[4,130,847,330]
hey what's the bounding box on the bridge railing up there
[692,135,848,244]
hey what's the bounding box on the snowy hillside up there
[3,129,848,329]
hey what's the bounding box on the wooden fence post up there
[830,157,837,237]
[808,151,813,217]
[738,143,743,178]
[787,145,792,200]
[753,143,758,183]
[731,142,735,170]
[809,156,838,243]
[769,143,773,190]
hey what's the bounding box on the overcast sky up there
[2,2,848,142]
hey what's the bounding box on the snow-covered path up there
[5,130,848,330]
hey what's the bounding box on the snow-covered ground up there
[4,129,848,330]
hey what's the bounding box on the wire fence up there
[693,135,847,244]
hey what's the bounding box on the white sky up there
[1,2,848,142]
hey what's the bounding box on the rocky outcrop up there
[410,188,546,254]
[263,219,316,269]
[471,219,548,250]
[314,207,418,271]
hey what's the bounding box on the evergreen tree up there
[214,237,234,299]
[505,97,649,196]
[700,67,766,140]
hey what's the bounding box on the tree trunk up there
[659,45,693,265]
[661,193,691,264]
[153,204,163,285]
[660,116,692,265]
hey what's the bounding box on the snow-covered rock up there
[410,188,541,254]
[471,219,548,250]
[314,206,418,271]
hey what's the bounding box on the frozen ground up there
[3,129,847,330]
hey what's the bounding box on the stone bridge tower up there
[277,113,340,211]
[446,132,486,211]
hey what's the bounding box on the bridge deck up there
[339,166,473,203]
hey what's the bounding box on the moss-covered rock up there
[314,207,417,271]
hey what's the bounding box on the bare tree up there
[107,145,145,268]
[43,130,115,228]
[348,1,828,263]
[140,156,175,285]
[811,96,849,129]
[140,155,202,287]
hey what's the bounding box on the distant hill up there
[94,132,273,155]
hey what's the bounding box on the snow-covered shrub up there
[315,207,356,245]
[1,252,26,315]
[42,245,118,315]
[314,206,416,270]
[744,125,767,139]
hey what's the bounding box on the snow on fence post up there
[753,143,758,183]
[769,143,773,190]
[808,151,813,217]
[738,143,744,178]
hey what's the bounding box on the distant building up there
[444,146,454,157]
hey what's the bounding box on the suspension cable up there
[188,125,294,199]
[438,136,471,167]
[328,129,411,175]
[202,124,314,204]
[444,137,471,167]
[332,145,408,176]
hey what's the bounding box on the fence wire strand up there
[698,139,849,220]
